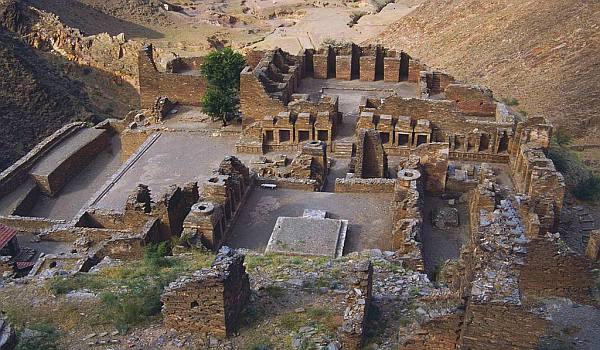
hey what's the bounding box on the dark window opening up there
[380,132,390,144]
[498,131,509,153]
[416,134,428,146]
[317,130,329,141]
[479,134,490,151]
[265,130,274,143]
[398,133,409,146]
[298,130,310,142]
[279,129,291,143]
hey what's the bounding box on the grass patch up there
[547,135,600,202]
[15,323,59,350]
[264,285,285,298]
[572,175,600,202]
[45,245,215,332]
[277,306,339,335]
[502,97,520,106]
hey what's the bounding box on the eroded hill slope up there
[369,0,600,140]
[0,28,95,170]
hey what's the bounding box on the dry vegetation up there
[370,0,600,145]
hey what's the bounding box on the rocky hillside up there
[0,27,96,170]
[369,0,600,140]
[0,0,140,171]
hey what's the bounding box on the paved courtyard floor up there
[226,187,394,253]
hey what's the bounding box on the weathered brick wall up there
[445,84,496,117]
[138,45,207,108]
[359,56,376,81]
[0,216,64,233]
[341,260,373,349]
[399,312,463,350]
[509,117,564,233]
[391,170,424,270]
[239,67,286,125]
[355,128,387,178]
[519,238,598,306]
[334,178,395,193]
[412,143,449,193]
[459,303,549,350]
[336,55,353,80]
[161,248,250,339]
[408,60,427,83]
[383,57,400,82]
[313,53,330,79]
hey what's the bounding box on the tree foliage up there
[200,48,245,124]
[201,87,237,124]
[200,47,246,91]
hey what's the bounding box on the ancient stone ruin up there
[161,247,250,338]
[0,29,597,348]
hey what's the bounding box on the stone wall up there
[391,169,424,271]
[399,312,463,350]
[138,44,207,108]
[459,303,549,350]
[182,157,253,250]
[305,44,414,83]
[519,237,598,306]
[30,128,110,196]
[161,248,250,339]
[355,129,387,178]
[340,260,373,349]
[239,49,304,125]
[334,178,395,193]
[508,117,564,233]
[445,84,496,117]
[239,66,287,125]
[0,122,85,197]
[361,96,515,159]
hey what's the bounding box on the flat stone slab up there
[265,216,348,258]
[30,128,109,196]
[30,128,106,176]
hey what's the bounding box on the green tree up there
[202,87,237,125]
[200,48,245,125]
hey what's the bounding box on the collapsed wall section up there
[138,44,207,108]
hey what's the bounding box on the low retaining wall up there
[0,122,85,197]
[334,178,395,193]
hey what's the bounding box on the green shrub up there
[16,323,59,350]
[572,175,600,202]
[143,241,172,268]
[373,0,395,11]
[547,146,569,172]
[553,128,572,146]
[348,11,366,27]
[502,97,519,106]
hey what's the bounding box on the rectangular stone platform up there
[30,128,110,196]
[265,214,348,258]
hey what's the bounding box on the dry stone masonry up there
[161,247,250,339]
